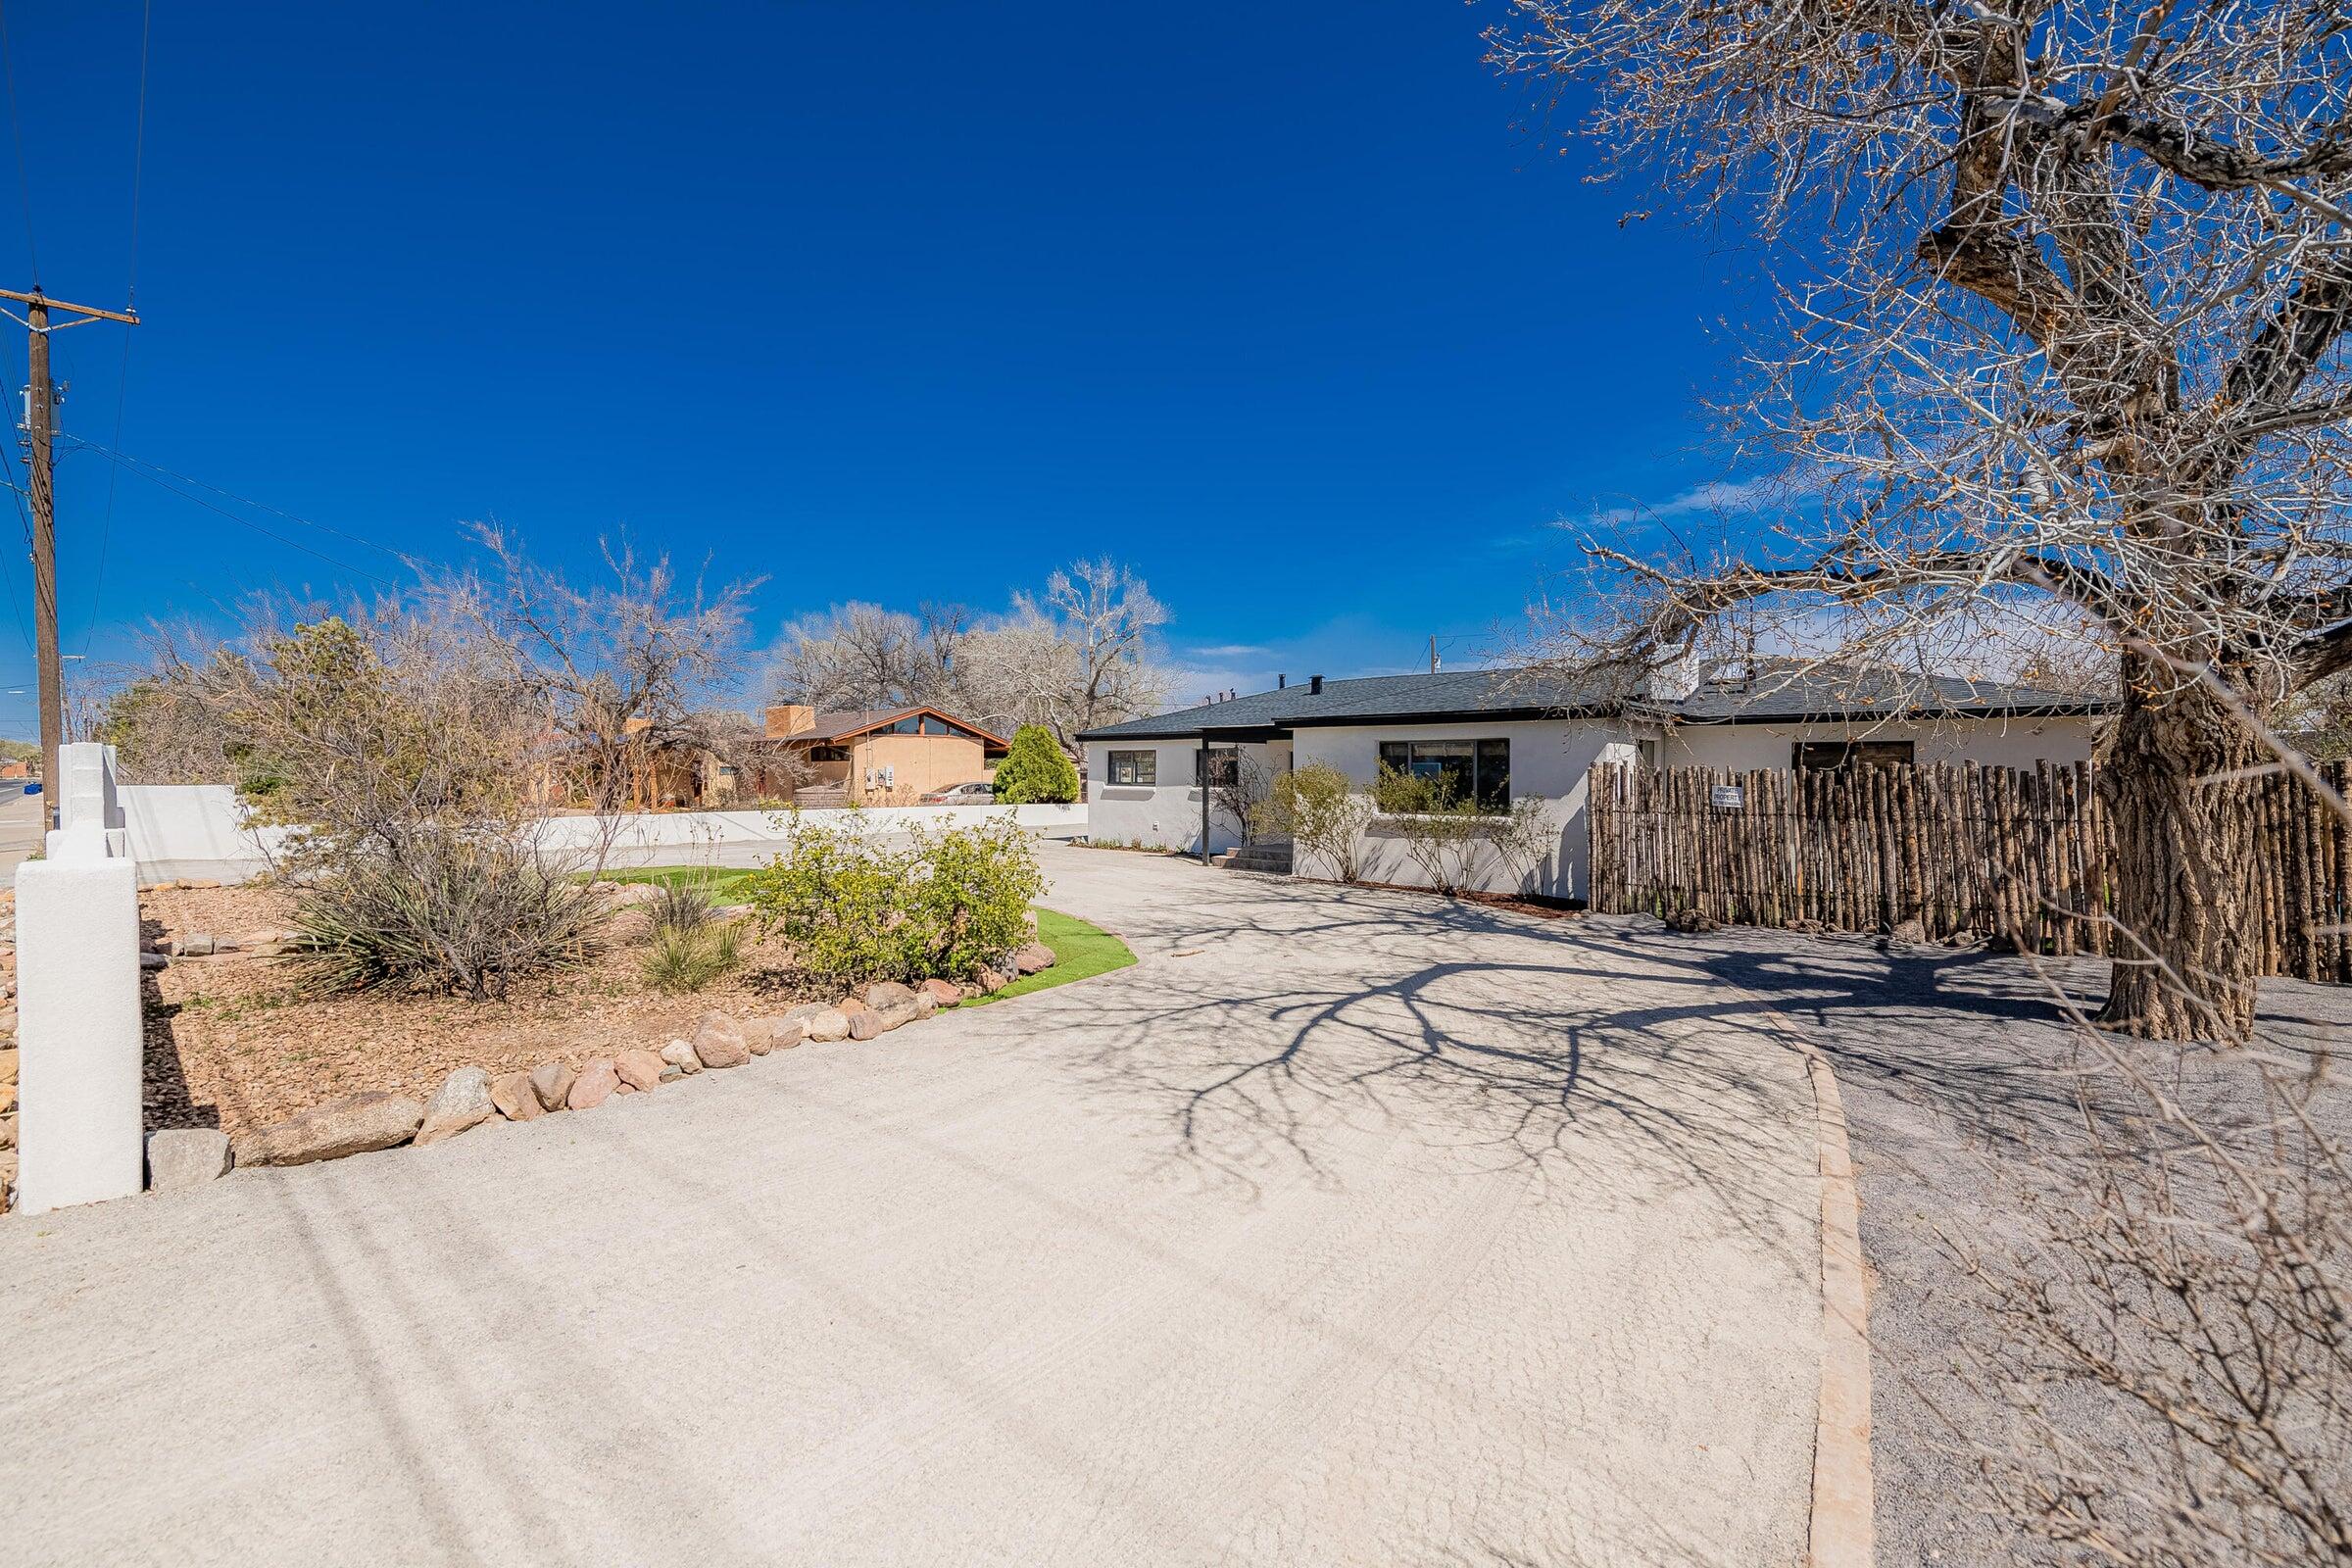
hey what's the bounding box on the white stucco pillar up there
[14,744,145,1213]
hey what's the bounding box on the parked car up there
[919,781,998,806]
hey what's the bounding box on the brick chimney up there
[765,704,815,739]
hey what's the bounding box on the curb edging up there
[1740,986,1876,1568]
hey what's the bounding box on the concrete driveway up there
[2,845,1825,1566]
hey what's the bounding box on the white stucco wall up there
[1662,715,2097,772]
[1292,720,1644,899]
[120,786,1089,884]
[15,744,145,1214]
[1084,740,1247,857]
[1089,710,2095,900]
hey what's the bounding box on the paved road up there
[0,788,42,876]
[2,847,1824,1566]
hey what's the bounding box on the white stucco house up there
[1078,659,2109,900]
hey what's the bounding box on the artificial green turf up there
[962,907,1136,1004]
[595,865,757,904]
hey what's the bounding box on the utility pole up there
[1429,634,1440,674]
[3,287,139,829]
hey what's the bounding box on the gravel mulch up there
[140,884,825,1142]
[1575,916,2351,1566]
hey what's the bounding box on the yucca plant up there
[288,824,606,1000]
[647,875,718,939]
[641,919,743,994]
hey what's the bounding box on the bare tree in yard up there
[770,602,933,712]
[1489,2,2352,1041]
[437,522,757,817]
[1964,1014,2351,1566]
[1034,558,1170,745]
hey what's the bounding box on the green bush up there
[738,810,1044,991]
[1368,764,1552,896]
[641,919,744,993]
[902,815,1047,977]
[991,724,1079,804]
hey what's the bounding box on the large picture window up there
[1376,737,1510,811]
[1106,749,1156,786]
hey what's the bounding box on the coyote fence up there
[1586,760,2352,983]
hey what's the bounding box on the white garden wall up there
[118,786,1088,884]
[15,744,145,1213]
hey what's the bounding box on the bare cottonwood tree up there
[435,522,757,817]
[1489,2,2352,1040]
[1042,558,1170,743]
[769,562,1171,745]
[1967,1020,2350,1565]
[769,602,935,713]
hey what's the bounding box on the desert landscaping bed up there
[139,882,821,1141]
[137,881,1110,1147]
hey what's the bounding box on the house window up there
[890,715,922,734]
[1195,746,1239,787]
[1376,737,1510,811]
[810,744,850,762]
[1106,750,1156,786]
[1793,739,1915,771]
[920,715,955,736]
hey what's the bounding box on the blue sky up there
[0,1,1769,735]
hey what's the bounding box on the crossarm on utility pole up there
[8,285,141,828]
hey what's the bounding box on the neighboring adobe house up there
[1078,659,2112,898]
[763,705,1009,807]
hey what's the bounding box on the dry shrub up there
[290,826,605,1001]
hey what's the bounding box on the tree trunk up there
[2095,672,2263,1042]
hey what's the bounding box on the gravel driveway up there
[2,846,1825,1567]
[1578,917,2352,1566]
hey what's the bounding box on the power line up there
[66,440,400,586]
[65,438,413,564]
[84,0,154,657]
[0,424,35,654]
[0,0,34,287]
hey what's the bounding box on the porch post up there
[1199,736,1210,866]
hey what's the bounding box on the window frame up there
[1375,736,1511,814]
[1194,746,1240,788]
[1105,749,1157,787]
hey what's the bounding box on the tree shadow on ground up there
[1001,875,1828,1273]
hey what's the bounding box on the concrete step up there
[1224,843,1294,875]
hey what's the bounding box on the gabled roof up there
[1076,659,2110,741]
[786,706,1010,749]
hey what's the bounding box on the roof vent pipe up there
[1277,673,1287,689]
[1309,674,1324,696]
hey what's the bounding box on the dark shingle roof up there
[1675,661,2108,722]
[1078,668,1619,741]
[1076,660,2107,741]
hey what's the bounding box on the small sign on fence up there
[1710,784,1744,809]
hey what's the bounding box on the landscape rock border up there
[118,958,1037,1200]
[7,917,1097,1215]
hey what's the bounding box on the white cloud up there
[1564,467,1822,532]
[1184,643,1267,660]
